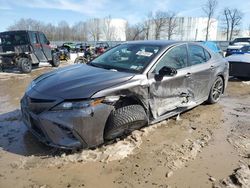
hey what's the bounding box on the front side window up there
[189,44,208,66]
[89,44,161,73]
[154,44,188,73]
[39,33,49,44]
[30,32,38,44]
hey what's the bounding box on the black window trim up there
[148,43,189,74]
[187,43,211,67]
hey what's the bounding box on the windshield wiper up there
[87,62,104,69]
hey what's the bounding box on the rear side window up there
[155,44,188,73]
[0,33,28,46]
[188,44,210,66]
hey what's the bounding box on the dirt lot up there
[0,63,249,188]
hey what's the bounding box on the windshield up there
[88,43,162,73]
[0,32,29,46]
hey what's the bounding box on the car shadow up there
[0,62,54,74]
[0,109,66,157]
[229,76,250,82]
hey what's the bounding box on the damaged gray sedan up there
[21,41,229,149]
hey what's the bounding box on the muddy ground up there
[0,62,249,188]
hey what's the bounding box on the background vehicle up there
[61,42,76,52]
[0,30,60,73]
[21,41,228,149]
[225,37,250,57]
[227,45,250,55]
[226,54,250,79]
[95,42,109,55]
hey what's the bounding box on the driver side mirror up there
[155,66,177,81]
[47,41,50,45]
[229,41,233,45]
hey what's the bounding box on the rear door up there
[38,32,52,61]
[187,44,213,102]
[29,31,47,62]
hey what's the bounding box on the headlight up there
[51,96,120,111]
[51,98,104,111]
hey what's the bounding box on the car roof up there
[0,30,41,35]
[123,40,197,47]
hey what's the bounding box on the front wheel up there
[74,57,85,64]
[104,105,148,140]
[207,76,224,104]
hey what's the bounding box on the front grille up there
[23,96,56,114]
[55,123,77,140]
[30,117,46,138]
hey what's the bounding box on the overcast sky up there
[0,0,250,31]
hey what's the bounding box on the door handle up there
[185,72,192,78]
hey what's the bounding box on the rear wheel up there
[18,57,32,73]
[207,76,224,104]
[104,105,148,140]
[51,53,60,67]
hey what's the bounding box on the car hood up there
[31,64,135,99]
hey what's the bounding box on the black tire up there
[74,57,85,64]
[104,105,148,140]
[51,54,60,67]
[207,76,224,104]
[18,57,32,73]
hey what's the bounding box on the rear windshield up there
[0,32,29,46]
[233,38,250,43]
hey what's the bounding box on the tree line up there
[6,0,245,42]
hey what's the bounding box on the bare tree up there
[222,8,230,40]
[222,8,243,41]
[126,23,145,41]
[8,18,44,31]
[203,0,218,41]
[165,12,178,40]
[72,21,88,41]
[152,11,169,40]
[87,18,101,41]
[143,12,153,40]
[248,24,250,36]
[102,15,115,41]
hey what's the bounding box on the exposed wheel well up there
[114,96,147,111]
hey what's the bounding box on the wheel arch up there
[216,74,225,94]
[103,95,149,138]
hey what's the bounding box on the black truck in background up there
[0,30,60,73]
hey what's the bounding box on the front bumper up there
[21,94,114,149]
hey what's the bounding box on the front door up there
[29,32,47,62]
[148,44,192,119]
[38,32,52,61]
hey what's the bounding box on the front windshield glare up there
[90,44,161,73]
